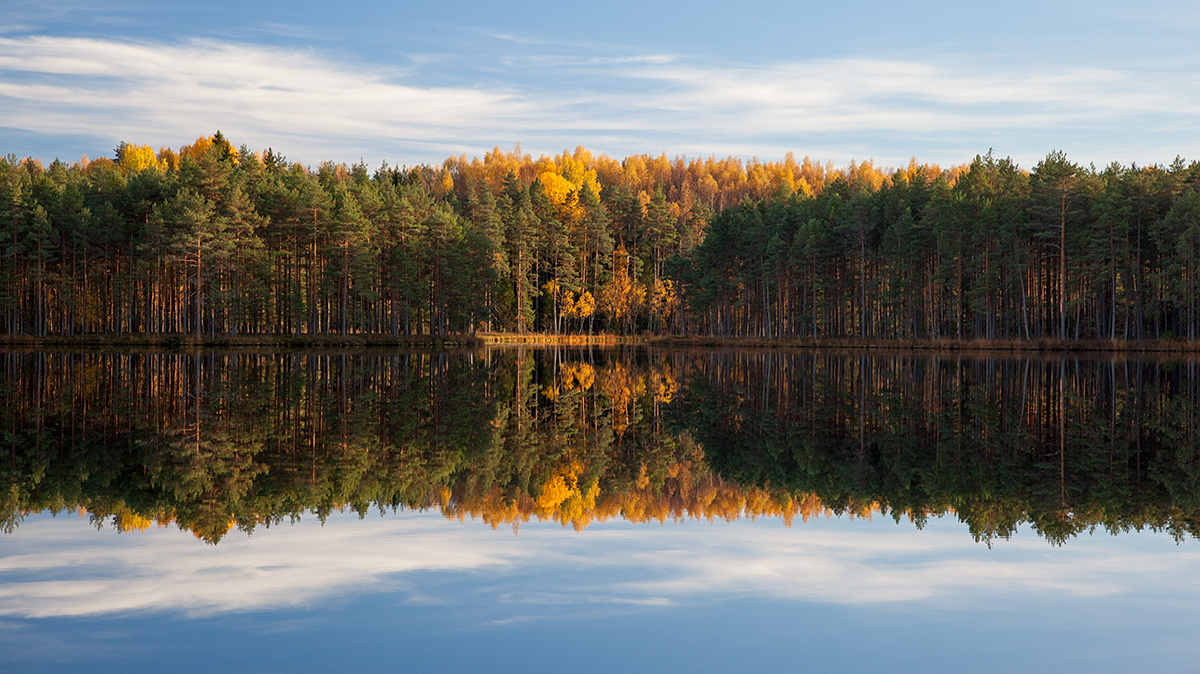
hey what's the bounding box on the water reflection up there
[2,348,1199,545]
[5,510,1197,620]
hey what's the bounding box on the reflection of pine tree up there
[5,351,1200,544]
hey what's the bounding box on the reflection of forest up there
[2,349,1199,545]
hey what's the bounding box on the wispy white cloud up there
[0,35,1197,165]
[0,514,529,618]
[598,58,1189,140]
[2,513,1198,621]
[0,36,531,160]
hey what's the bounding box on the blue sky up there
[2,0,1199,169]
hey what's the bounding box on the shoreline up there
[1,332,1199,353]
[0,334,482,349]
[644,335,1200,353]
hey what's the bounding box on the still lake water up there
[2,348,1200,673]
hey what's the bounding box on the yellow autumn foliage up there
[537,170,583,224]
[116,143,166,174]
[571,290,596,319]
[648,278,678,326]
[114,505,153,532]
[180,135,213,161]
[536,474,574,510]
[439,142,963,223]
[535,460,584,512]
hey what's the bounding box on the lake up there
[2,348,1199,673]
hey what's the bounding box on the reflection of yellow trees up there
[562,361,595,392]
[0,351,893,544]
[535,474,574,510]
[419,357,886,532]
[432,431,886,532]
[535,461,581,511]
[16,350,1151,548]
[599,361,646,436]
[100,507,235,541]
[649,367,677,405]
[73,481,887,537]
[440,458,881,532]
[542,361,597,401]
[528,461,602,527]
[113,505,154,532]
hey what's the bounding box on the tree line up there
[4,135,1200,341]
[688,152,1200,341]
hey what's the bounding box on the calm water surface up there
[2,348,1200,673]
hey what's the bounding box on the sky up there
[2,0,1199,170]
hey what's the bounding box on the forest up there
[3,349,1200,545]
[4,134,1200,341]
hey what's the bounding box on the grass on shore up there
[651,335,1200,352]
[0,333,482,349]
[3,332,1200,353]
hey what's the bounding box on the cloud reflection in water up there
[3,510,1197,622]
